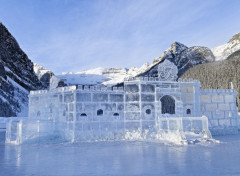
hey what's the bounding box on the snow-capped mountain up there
[34,63,65,88]
[57,42,215,86]
[34,63,52,79]
[33,32,240,88]
[0,23,43,116]
[212,32,240,61]
[139,42,215,77]
[57,63,152,86]
[58,67,129,86]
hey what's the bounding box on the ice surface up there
[1,131,240,176]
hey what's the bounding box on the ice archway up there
[160,95,175,114]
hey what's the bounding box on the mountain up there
[139,42,215,77]
[55,33,240,87]
[58,42,215,86]
[34,63,66,89]
[0,23,43,116]
[212,32,240,61]
[57,67,129,86]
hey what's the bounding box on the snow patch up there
[33,63,51,78]
[212,33,240,61]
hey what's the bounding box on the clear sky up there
[1,0,240,74]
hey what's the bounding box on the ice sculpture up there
[5,59,239,144]
[158,59,178,81]
[6,116,211,144]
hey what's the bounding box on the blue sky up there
[1,0,240,74]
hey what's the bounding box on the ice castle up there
[6,60,239,144]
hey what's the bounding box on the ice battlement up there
[200,89,237,95]
[30,86,77,95]
[30,85,124,96]
[77,85,124,92]
[178,78,201,84]
[124,76,200,84]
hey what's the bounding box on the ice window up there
[113,113,119,116]
[146,109,151,115]
[97,109,103,116]
[186,109,191,115]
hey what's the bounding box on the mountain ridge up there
[54,41,215,86]
[0,22,44,116]
[212,32,240,61]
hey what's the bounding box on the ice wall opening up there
[97,109,103,116]
[160,95,175,114]
[113,113,119,116]
[146,109,151,115]
[186,109,191,115]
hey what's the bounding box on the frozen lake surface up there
[1,132,240,176]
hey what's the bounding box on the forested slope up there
[181,50,240,109]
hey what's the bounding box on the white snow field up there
[0,131,240,176]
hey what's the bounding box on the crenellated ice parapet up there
[30,85,124,97]
[200,89,236,94]
[77,85,124,92]
[178,78,201,84]
[30,86,77,95]
[124,76,201,84]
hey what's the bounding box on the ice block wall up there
[200,89,239,135]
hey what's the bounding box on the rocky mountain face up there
[139,42,215,77]
[212,32,240,61]
[0,23,43,116]
[34,63,66,88]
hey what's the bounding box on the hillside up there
[181,49,240,109]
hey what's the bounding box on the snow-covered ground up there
[0,131,240,176]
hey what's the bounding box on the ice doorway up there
[160,95,175,114]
